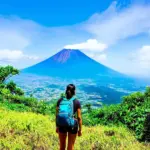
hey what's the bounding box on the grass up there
[0,108,149,150]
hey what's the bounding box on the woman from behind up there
[56,84,82,150]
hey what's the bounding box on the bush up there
[35,100,53,115]
[83,104,121,126]
[142,113,150,142]
[83,87,150,141]
[0,101,31,112]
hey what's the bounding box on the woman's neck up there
[66,95,74,99]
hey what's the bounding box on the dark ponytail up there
[65,84,76,99]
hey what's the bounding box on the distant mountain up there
[22,49,125,79]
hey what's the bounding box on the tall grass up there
[0,108,149,150]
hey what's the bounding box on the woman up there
[56,84,82,150]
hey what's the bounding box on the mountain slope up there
[23,49,123,79]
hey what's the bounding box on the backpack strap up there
[70,97,76,118]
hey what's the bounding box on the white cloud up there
[64,39,107,52]
[136,45,150,68]
[0,16,40,49]
[1,2,150,53]
[94,54,107,61]
[129,45,150,77]
[87,53,107,62]
[84,2,150,44]
[0,49,39,62]
[0,15,90,60]
[64,39,107,62]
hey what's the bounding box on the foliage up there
[84,103,92,113]
[34,100,54,115]
[142,113,150,142]
[0,66,23,97]
[6,81,24,96]
[0,65,19,84]
[0,93,56,116]
[0,108,149,150]
[0,101,31,112]
[83,87,150,141]
[83,104,122,126]
[0,66,56,116]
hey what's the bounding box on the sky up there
[0,0,150,78]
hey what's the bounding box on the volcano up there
[22,49,124,79]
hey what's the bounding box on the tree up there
[145,87,150,97]
[0,66,19,83]
[0,83,5,93]
[84,103,92,113]
[6,81,24,96]
[6,81,16,94]
[0,66,23,97]
[15,88,24,96]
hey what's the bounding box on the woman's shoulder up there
[57,98,63,107]
[74,99,81,108]
[74,99,80,103]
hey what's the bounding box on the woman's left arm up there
[77,108,82,136]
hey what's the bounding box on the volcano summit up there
[23,49,123,79]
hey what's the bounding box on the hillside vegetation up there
[83,87,150,141]
[0,108,149,150]
[0,66,55,115]
[0,66,150,149]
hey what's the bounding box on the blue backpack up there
[56,96,76,128]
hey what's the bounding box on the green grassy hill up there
[0,107,149,150]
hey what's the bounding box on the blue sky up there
[0,0,150,78]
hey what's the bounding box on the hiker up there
[56,84,82,150]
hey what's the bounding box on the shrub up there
[0,101,31,112]
[142,113,150,142]
[83,87,150,141]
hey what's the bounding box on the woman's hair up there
[65,84,76,99]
